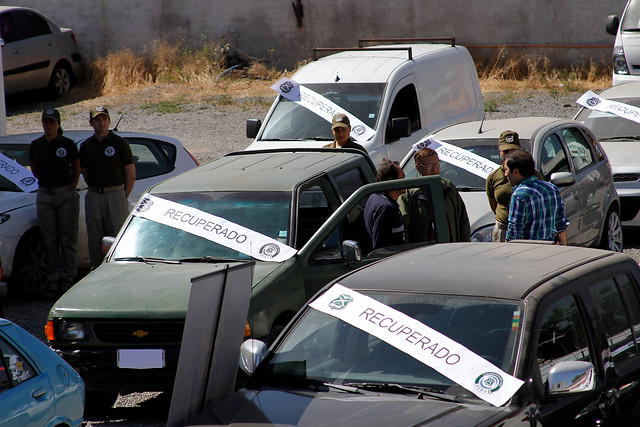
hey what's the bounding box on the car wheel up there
[84,390,119,415]
[601,209,623,252]
[48,63,72,98]
[12,231,47,298]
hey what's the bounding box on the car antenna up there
[113,114,124,132]
[477,113,486,134]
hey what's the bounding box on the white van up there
[246,38,484,165]
[607,0,640,85]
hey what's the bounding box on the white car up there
[0,131,199,297]
[574,82,640,228]
[401,117,622,251]
[0,6,82,97]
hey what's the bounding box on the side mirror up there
[102,236,115,255]
[239,339,267,375]
[389,117,411,140]
[550,172,575,187]
[547,360,595,395]
[342,240,362,263]
[606,15,620,36]
[246,119,262,139]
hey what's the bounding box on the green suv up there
[46,148,450,409]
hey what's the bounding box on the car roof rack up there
[312,37,456,61]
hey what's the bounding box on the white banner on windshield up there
[0,152,37,192]
[413,138,500,179]
[310,284,524,407]
[271,77,376,142]
[131,194,297,263]
[577,90,640,124]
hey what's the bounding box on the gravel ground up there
[3,87,640,425]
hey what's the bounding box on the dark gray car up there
[193,242,640,426]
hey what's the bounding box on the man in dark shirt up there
[323,114,368,154]
[364,160,405,249]
[29,108,80,298]
[79,106,136,268]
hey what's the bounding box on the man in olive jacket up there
[399,148,470,242]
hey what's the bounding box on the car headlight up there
[471,225,494,242]
[0,213,9,225]
[613,46,630,75]
[59,321,86,340]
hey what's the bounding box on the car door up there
[381,76,422,163]
[0,9,53,93]
[531,289,617,426]
[0,334,55,426]
[536,130,584,245]
[297,175,450,300]
[582,269,640,425]
[561,127,610,246]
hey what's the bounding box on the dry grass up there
[70,41,612,106]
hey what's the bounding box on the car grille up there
[621,196,640,222]
[93,321,184,344]
[614,173,640,182]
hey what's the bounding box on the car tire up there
[601,208,623,252]
[47,63,73,98]
[84,390,119,415]
[12,231,47,298]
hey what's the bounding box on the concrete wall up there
[2,0,629,68]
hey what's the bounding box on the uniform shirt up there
[506,175,569,241]
[79,131,134,188]
[323,137,368,155]
[486,165,544,225]
[29,134,78,187]
[399,178,471,243]
[364,192,405,250]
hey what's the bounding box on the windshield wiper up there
[261,375,361,394]
[600,135,640,141]
[179,256,245,263]
[112,256,181,264]
[344,382,458,402]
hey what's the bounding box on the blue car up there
[0,318,84,426]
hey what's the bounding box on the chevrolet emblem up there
[132,330,149,338]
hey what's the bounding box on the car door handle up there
[32,388,47,398]
[12,49,20,54]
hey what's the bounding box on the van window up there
[385,84,421,143]
[622,0,640,31]
[260,83,385,141]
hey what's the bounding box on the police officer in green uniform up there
[399,147,470,243]
[79,106,136,269]
[323,114,368,154]
[486,130,544,242]
[29,108,80,299]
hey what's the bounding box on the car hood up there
[598,140,640,171]
[458,190,495,234]
[203,388,505,426]
[0,191,36,212]
[50,260,281,319]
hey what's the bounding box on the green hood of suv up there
[49,260,282,319]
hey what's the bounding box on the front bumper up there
[53,346,181,392]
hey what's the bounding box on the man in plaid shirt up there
[504,150,568,244]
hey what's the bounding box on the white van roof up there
[292,44,457,84]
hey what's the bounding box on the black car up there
[193,242,640,426]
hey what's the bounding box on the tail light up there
[45,321,55,341]
[185,148,200,166]
[70,32,78,45]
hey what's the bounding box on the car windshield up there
[260,83,385,141]
[0,144,33,192]
[253,292,522,401]
[403,138,532,190]
[622,0,640,31]
[575,97,640,139]
[111,191,291,261]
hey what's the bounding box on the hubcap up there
[607,211,623,252]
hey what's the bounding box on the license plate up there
[117,349,165,369]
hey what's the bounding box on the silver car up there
[574,82,640,228]
[401,117,623,251]
[0,6,82,97]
